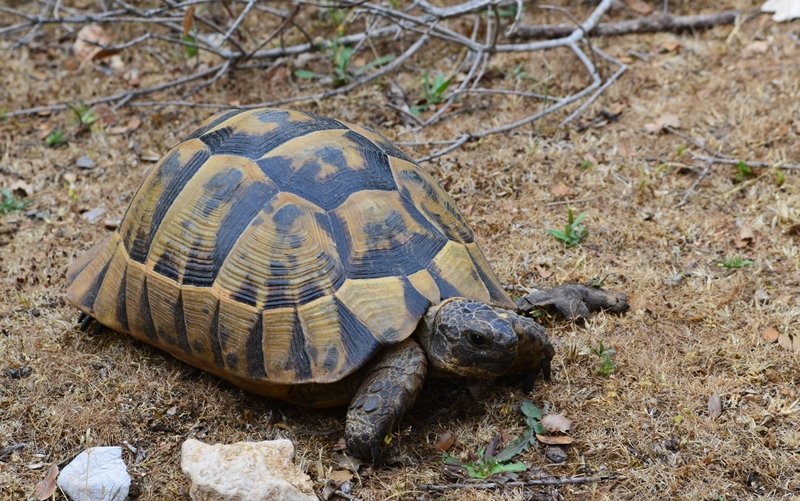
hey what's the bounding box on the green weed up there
[547,208,587,247]
[591,342,616,376]
[0,188,31,215]
[718,256,753,270]
[45,128,67,147]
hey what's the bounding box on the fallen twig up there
[690,153,800,171]
[509,9,753,40]
[1,0,628,161]
[419,474,618,491]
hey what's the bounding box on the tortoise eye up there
[468,332,487,347]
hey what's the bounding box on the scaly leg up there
[345,339,427,463]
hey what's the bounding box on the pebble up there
[57,446,130,501]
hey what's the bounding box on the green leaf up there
[354,54,395,75]
[182,34,198,58]
[462,458,527,479]
[294,69,319,80]
[494,431,532,462]
[532,421,545,434]
[45,128,67,147]
[0,188,31,215]
[547,229,568,241]
[521,401,542,421]
[497,461,527,473]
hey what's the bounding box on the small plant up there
[0,188,31,215]
[423,72,452,105]
[734,161,754,183]
[318,1,347,26]
[328,39,354,87]
[68,103,97,129]
[580,159,593,170]
[45,128,67,147]
[547,208,587,247]
[510,64,530,81]
[182,33,199,58]
[591,342,616,376]
[444,448,526,479]
[295,41,393,87]
[411,72,453,116]
[444,401,543,478]
[774,169,785,188]
[718,256,753,270]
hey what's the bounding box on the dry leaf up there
[332,452,367,472]
[708,393,722,420]
[624,0,653,15]
[776,331,800,352]
[785,224,800,237]
[332,438,347,452]
[536,266,553,279]
[541,414,572,434]
[73,24,116,62]
[660,41,681,53]
[644,113,681,133]
[183,6,196,36]
[93,104,117,126]
[535,434,574,446]
[140,150,161,162]
[743,40,770,57]
[550,182,570,198]
[658,113,681,129]
[329,469,354,483]
[108,117,142,135]
[33,464,58,500]
[762,327,780,343]
[435,431,455,452]
[9,180,33,197]
[734,223,754,248]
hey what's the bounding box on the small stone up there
[82,207,107,224]
[76,155,96,170]
[545,446,567,463]
[57,446,131,501]
[181,439,315,501]
[754,288,770,304]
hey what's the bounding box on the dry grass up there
[2,1,799,499]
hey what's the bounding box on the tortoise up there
[67,108,627,462]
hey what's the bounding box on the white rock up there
[181,439,315,501]
[762,0,800,21]
[57,446,131,501]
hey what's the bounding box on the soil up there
[1,1,799,499]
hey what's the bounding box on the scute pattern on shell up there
[66,108,515,389]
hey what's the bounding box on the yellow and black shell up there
[66,108,515,397]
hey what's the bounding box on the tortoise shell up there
[66,108,515,391]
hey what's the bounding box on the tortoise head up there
[419,298,553,380]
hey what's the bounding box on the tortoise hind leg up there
[76,312,104,335]
[345,339,427,463]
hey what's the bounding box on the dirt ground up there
[1,1,799,499]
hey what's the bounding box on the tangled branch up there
[1,0,629,161]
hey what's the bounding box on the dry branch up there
[420,474,618,491]
[1,0,634,160]
[509,9,751,40]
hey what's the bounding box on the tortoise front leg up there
[516,284,629,320]
[345,339,427,463]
